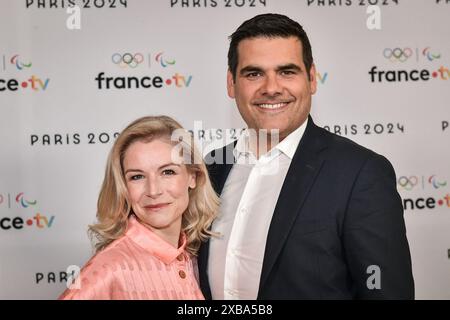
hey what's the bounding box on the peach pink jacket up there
[59,216,204,300]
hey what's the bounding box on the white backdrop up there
[0,0,449,299]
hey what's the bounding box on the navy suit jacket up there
[198,117,414,299]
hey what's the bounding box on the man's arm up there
[343,153,415,299]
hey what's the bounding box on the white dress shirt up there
[208,119,308,300]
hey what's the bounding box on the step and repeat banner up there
[0,0,449,299]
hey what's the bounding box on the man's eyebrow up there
[239,64,302,76]
[276,64,302,72]
[239,65,264,75]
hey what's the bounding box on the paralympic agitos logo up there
[95,52,193,90]
[369,46,449,83]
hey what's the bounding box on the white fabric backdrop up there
[0,0,449,299]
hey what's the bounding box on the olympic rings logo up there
[383,48,413,62]
[112,53,144,68]
[397,175,448,190]
[397,176,419,190]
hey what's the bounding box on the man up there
[199,13,414,299]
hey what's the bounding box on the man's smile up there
[253,100,294,112]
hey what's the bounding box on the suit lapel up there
[258,118,328,294]
[205,141,236,194]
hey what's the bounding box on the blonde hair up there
[89,115,219,256]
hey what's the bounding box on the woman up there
[59,116,218,300]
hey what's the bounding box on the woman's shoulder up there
[58,236,137,300]
[93,236,135,261]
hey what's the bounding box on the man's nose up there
[261,73,282,96]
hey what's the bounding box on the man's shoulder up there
[203,123,390,168]
[311,124,394,170]
[320,126,373,155]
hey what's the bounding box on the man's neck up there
[248,130,283,159]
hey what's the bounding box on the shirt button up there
[179,270,186,279]
[227,289,237,296]
[177,254,184,261]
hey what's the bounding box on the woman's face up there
[123,138,196,238]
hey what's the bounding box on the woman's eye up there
[162,169,176,175]
[130,174,144,181]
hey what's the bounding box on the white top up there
[208,119,308,300]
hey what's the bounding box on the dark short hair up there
[228,13,314,81]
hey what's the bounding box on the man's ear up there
[309,63,317,95]
[227,70,235,98]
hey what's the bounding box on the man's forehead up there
[237,36,303,49]
[236,36,304,68]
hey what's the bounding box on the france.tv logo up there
[0,75,50,92]
[403,194,450,211]
[0,192,55,230]
[316,71,328,84]
[97,51,191,90]
[1,54,50,92]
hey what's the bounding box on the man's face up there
[228,36,317,140]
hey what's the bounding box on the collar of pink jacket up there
[125,215,187,264]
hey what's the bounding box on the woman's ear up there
[188,172,197,189]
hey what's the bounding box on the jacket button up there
[177,254,184,261]
[179,270,186,279]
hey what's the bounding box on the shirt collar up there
[125,215,186,264]
[234,117,308,160]
[275,117,308,159]
[234,130,252,159]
